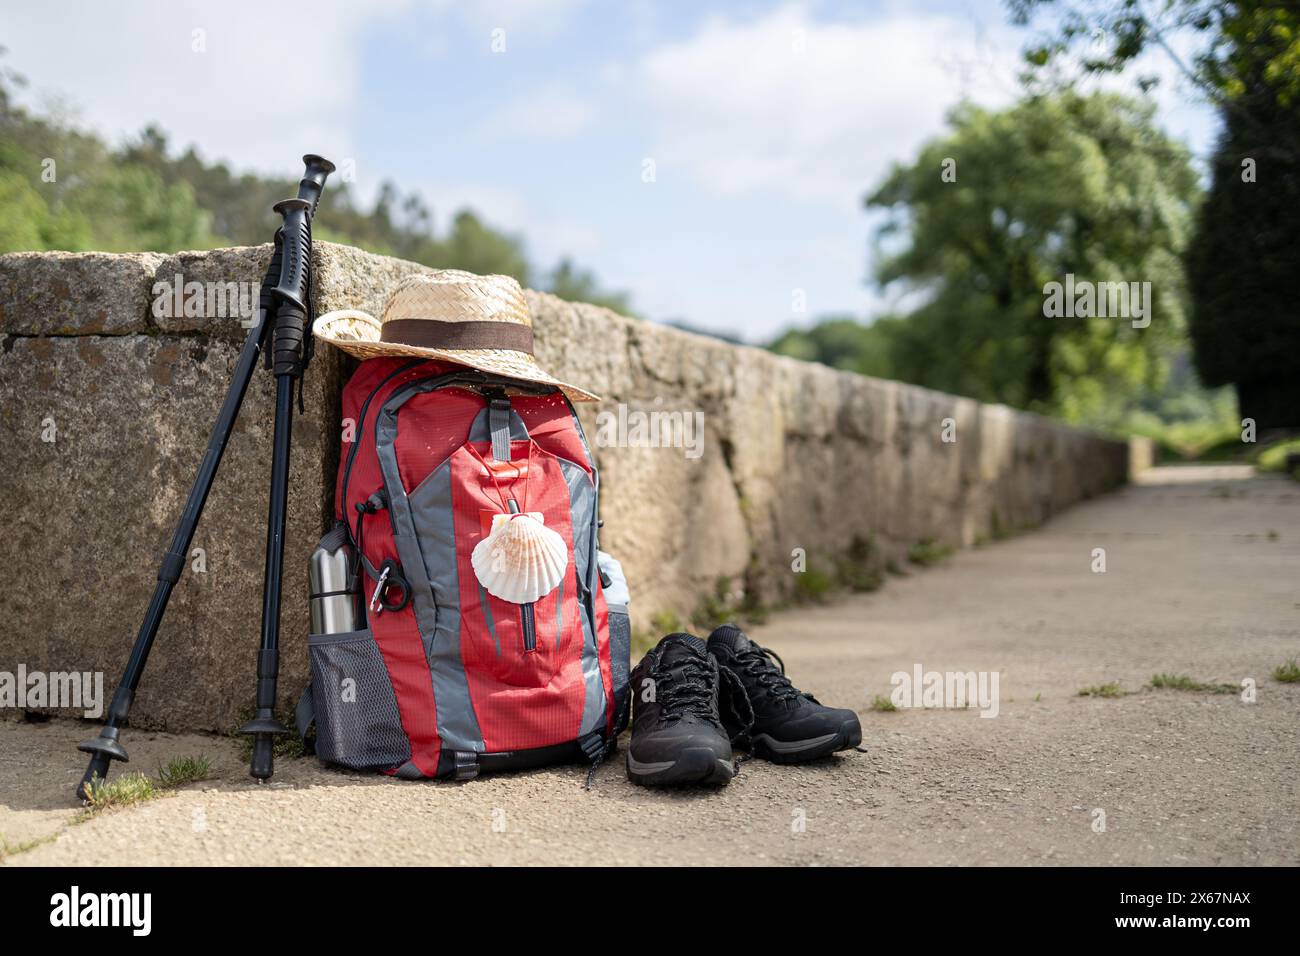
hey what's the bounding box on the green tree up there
[0,168,49,250]
[1010,2,1300,426]
[546,257,634,315]
[119,126,282,245]
[80,166,216,252]
[864,91,1199,420]
[1186,34,1300,427]
[436,210,530,283]
[768,315,899,379]
[1010,1,1300,125]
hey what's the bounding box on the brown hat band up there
[381,318,534,354]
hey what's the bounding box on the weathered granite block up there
[0,334,335,730]
[0,251,165,335]
[0,243,1130,729]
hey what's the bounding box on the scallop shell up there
[471,512,568,604]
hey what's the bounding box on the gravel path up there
[4,465,1297,866]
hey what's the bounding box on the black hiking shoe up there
[626,633,750,787]
[707,623,862,764]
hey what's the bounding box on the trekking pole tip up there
[75,753,110,803]
[75,730,129,803]
[248,731,280,781]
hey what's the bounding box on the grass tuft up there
[792,565,836,603]
[1256,437,1300,475]
[81,771,159,810]
[869,694,897,712]
[1272,659,1300,683]
[1149,673,1238,694]
[908,538,954,567]
[0,832,56,861]
[691,576,753,630]
[1078,682,1127,698]
[158,754,213,789]
[79,752,219,817]
[836,535,885,593]
[229,706,307,760]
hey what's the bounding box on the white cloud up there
[472,83,596,140]
[0,0,411,176]
[634,4,1023,207]
[430,0,590,37]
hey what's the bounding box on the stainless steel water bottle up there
[309,524,360,634]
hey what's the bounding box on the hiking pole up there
[240,156,334,782]
[76,155,335,801]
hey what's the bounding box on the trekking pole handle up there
[272,154,335,313]
[270,154,335,375]
[298,153,334,217]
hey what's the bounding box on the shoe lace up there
[651,653,718,722]
[717,664,756,755]
[730,643,806,703]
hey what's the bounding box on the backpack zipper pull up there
[579,732,608,790]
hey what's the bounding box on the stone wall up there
[0,243,1130,730]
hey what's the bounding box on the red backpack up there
[299,357,631,780]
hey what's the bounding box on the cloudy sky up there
[1,0,1216,341]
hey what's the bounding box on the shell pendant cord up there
[465,439,535,515]
[467,439,568,605]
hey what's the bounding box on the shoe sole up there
[751,717,863,764]
[626,747,736,787]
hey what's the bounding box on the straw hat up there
[312,270,599,402]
